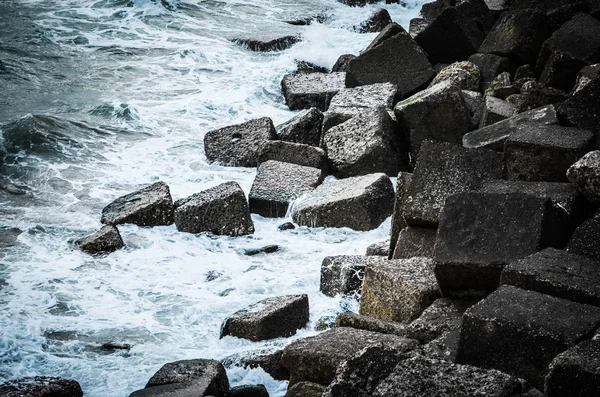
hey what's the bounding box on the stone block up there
[257,141,327,172]
[479,95,516,128]
[319,255,383,297]
[430,61,481,91]
[358,8,392,33]
[391,226,437,260]
[365,240,389,257]
[328,82,397,113]
[545,339,600,397]
[221,349,288,381]
[281,72,346,111]
[461,90,483,129]
[567,210,600,261]
[558,79,600,141]
[0,377,83,397]
[567,150,600,204]
[77,225,123,254]
[334,312,406,336]
[232,35,300,52]
[389,171,412,257]
[285,382,325,397]
[468,53,515,88]
[331,54,356,73]
[276,107,323,147]
[404,298,475,343]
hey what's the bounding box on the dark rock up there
[547,2,591,31]
[479,95,516,127]
[539,51,588,93]
[430,61,481,91]
[291,173,394,231]
[294,60,328,74]
[0,226,21,249]
[77,225,124,254]
[457,285,600,389]
[408,18,428,38]
[277,107,323,147]
[391,226,437,259]
[258,141,327,172]
[468,53,515,89]
[281,327,417,386]
[479,9,551,65]
[320,255,383,297]
[507,81,569,113]
[285,382,325,397]
[434,192,555,297]
[484,0,510,12]
[174,182,254,236]
[204,117,277,167]
[420,327,461,362]
[249,160,324,218]
[507,0,582,12]
[277,222,295,231]
[345,23,434,96]
[328,82,397,113]
[0,377,83,397]
[566,210,600,260]
[230,385,268,397]
[334,312,406,336]
[331,54,356,73]
[220,294,309,341]
[545,338,600,397]
[232,35,301,52]
[401,140,503,227]
[337,0,379,6]
[222,350,289,381]
[485,71,516,99]
[515,64,535,80]
[461,90,484,129]
[243,245,279,256]
[558,78,600,140]
[323,107,408,178]
[567,150,600,203]
[359,8,392,33]
[502,123,595,182]
[420,0,459,21]
[572,63,600,94]
[389,172,412,257]
[501,247,600,306]
[101,181,174,226]
[405,298,475,343]
[365,240,389,257]
[281,72,346,111]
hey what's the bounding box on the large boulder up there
[281,72,346,111]
[345,23,434,97]
[429,61,481,92]
[291,173,395,231]
[391,226,437,259]
[285,382,326,397]
[558,78,600,142]
[358,8,392,33]
[204,117,277,167]
[257,141,327,172]
[249,161,324,218]
[0,377,83,397]
[77,225,124,254]
[327,82,397,114]
[457,285,600,390]
[174,181,254,236]
[545,339,600,397]
[567,150,600,203]
[276,107,323,147]
[320,255,383,297]
[404,298,475,343]
[468,53,515,89]
[101,181,174,226]
[220,295,309,341]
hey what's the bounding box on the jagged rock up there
[558,78,600,140]
[0,377,83,397]
[515,64,535,80]
[281,72,346,111]
[419,0,458,21]
[331,54,356,73]
[174,182,254,236]
[338,0,379,6]
[221,350,288,381]
[328,82,397,113]
[567,150,600,203]
[230,385,268,397]
[258,141,327,172]
[430,61,481,91]
[502,124,594,182]
[479,95,516,127]
[389,172,412,257]
[463,104,558,151]
[281,327,417,386]
[566,210,600,261]
[572,63,600,94]
[366,240,389,257]
[101,181,174,226]
[277,107,323,147]
[391,226,437,259]
[485,72,515,99]
[345,23,434,96]
[320,255,383,297]
[507,81,568,113]
[77,225,124,254]
[539,51,588,93]
[243,245,279,256]
[334,312,406,336]
[545,339,600,397]
[232,35,301,52]
[204,117,277,167]
[359,8,391,33]
[420,328,461,362]
[220,294,309,341]
[434,191,555,297]
[401,140,502,227]
[405,298,475,343]
[461,90,483,129]
[394,81,472,158]
[468,53,515,89]
[277,222,295,231]
[323,107,408,178]
[285,382,326,397]
[457,285,600,389]
[294,60,328,74]
[408,18,428,37]
[547,2,591,31]
[291,173,394,231]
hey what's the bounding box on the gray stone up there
[401,140,503,227]
[278,222,295,231]
[0,377,83,397]
[204,117,277,167]
[328,82,397,112]
[281,72,346,111]
[419,327,461,363]
[389,172,412,258]
[174,182,254,236]
[230,385,268,397]
[430,61,481,91]
[391,226,437,260]
[338,0,379,6]
[485,72,516,100]
[243,245,279,256]
[331,54,356,73]
[539,51,587,93]
[77,225,124,254]
[468,53,515,88]
[358,8,392,33]
[276,107,323,147]
[101,181,174,226]
[545,339,600,397]
[514,64,535,80]
[502,124,595,182]
[558,79,600,141]
[285,382,325,397]
[281,327,417,386]
[258,141,327,172]
[461,90,483,129]
[479,95,516,128]
[507,81,569,114]
[360,257,440,323]
[232,35,300,52]
[408,18,428,38]
[294,60,328,74]
[457,285,600,390]
[567,150,600,204]
[566,210,600,261]
[404,298,475,343]
[320,255,383,297]
[291,173,395,231]
[572,63,600,94]
[394,81,472,158]
[221,294,309,341]
[366,240,389,257]
[221,349,288,381]
[334,312,406,336]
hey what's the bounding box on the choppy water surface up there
[0,0,426,395]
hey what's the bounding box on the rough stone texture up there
[221,349,289,381]
[249,161,324,218]
[545,339,600,397]
[285,382,326,397]
[320,255,383,297]
[501,247,600,307]
[334,312,406,336]
[420,327,461,363]
[77,225,124,254]
[461,90,483,129]
[463,105,558,151]
[394,81,472,158]
[507,81,569,114]
[539,51,588,93]
[276,107,323,147]
[230,385,268,397]
[479,9,551,65]
[0,377,83,397]
[281,72,346,111]
[514,64,535,80]
[468,53,515,88]
[485,71,516,100]
[366,240,389,257]
[414,0,496,64]
[572,63,600,94]
[391,226,437,260]
[434,192,554,297]
[360,257,441,323]
[430,61,481,91]
[401,140,503,227]
[408,18,428,38]
[389,172,412,258]
[457,285,600,390]
[558,79,600,142]
[331,54,356,73]
[404,298,475,343]
[359,8,392,33]
[220,294,309,341]
[281,327,418,386]
[479,95,516,128]
[323,107,408,178]
[101,181,174,227]
[294,60,328,74]
[502,124,595,182]
[204,117,277,167]
[291,173,395,231]
[566,210,600,261]
[232,35,300,52]
[328,82,397,113]
[174,182,254,236]
[258,141,327,172]
[567,150,600,203]
[338,0,379,6]
[345,23,434,96]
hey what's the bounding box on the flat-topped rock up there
[430,61,481,91]
[545,339,600,397]
[457,285,600,389]
[276,107,323,147]
[258,141,327,172]
[479,95,516,127]
[328,82,397,113]
[291,173,394,231]
[568,151,600,204]
[366,239,389,257]
[405,298,475,343]
[320,255,384,297]
[335,312,406,337]
[220,294,309,341]
[101,181,174,226]
[204,117,277,167]
[558,79,600,141]
[174,181,254,236]
[77,225,124,254]
[0,377,83,397]
[281,72,346,111]
[392,226,437,259]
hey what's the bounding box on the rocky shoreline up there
[4,0,600,395]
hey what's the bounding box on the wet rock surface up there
[77,225,124,254]
[258,141,328,172]
[320,255,382,297]
[334,312,406,336]
[0,376,83,397]
[276,107,323,147]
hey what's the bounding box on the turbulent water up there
[0,0,426,395]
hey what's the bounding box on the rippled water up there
[0,0,426,395]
